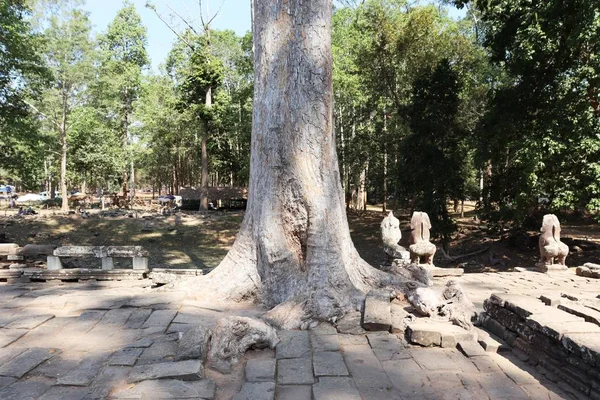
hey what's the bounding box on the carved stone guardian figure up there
[409,212,437,265]
[381,211,409,261]
[537,214,569,272]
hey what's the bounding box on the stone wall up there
[480,293,600,399]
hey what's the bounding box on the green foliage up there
[456,0,600,225]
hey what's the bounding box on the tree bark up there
[60,94,68,212]
[197,0,420,325]
[199,88,211,211]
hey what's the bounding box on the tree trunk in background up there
[199,87,211,211]
[60,94,68,212]
[199,0,418,326]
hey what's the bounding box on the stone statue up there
[408,211,436,265]
[537,214,569,271]
[381,211,409,260]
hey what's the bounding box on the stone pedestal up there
[133,257,148,270]
[46,256,62,270]
[101,257,114,270]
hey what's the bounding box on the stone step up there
[406,319,474,347]
[26,269,147,282]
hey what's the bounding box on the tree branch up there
[23,100,61,130]
[146,1,195,50]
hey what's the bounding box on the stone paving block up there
[309,323,337,335]
[0,348,25,365]
[95,308,134,327]
[367,332,410,361]
[470,354,502,373]
[424,371,474,399]
[233,381,275,400]
[540,294,562,307]
[6,314,54,330]
[87,365,132,399]
[113,378,216,399]
[525,308,585,332]
[335,311,366,335]
[410,348,457,371]
[342,344,395,399]
[381,358,428,397]
[141,309,177,329]
[476,372,530,399]
[313,351,349,377]
[0,380,52,400]
[362,289,392,331]
[129,359,203,383]
[311,333,340,352]
[277,358,314,385]
[276,331,311,359]
[108,347,144,366]
[0,347,54,378]
[245,359,276,382]
[125,337,154,348]
[457,372,490,399]
[57,357,107,386]
[38,386,90,400]
[167,322,194,334]
[275,385,312,400]
[0,328,28,347]
[446,349,480,374]
[457,341,487,357]
[0,376,16,390]
[123,308,152,329]
[337,334,368,346]
[137,340,177,365]
[543,320,600,341]
[313,377,361,400]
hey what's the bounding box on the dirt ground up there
[1,201,599,271]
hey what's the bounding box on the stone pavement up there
[0,270,596,399]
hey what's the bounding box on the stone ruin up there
[409,211,437,266]
[537,214,569,272]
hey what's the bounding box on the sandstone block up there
[129,360,203,382]
[362,289,392,331]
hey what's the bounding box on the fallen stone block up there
[406,320,472,347]
[129,360,203,383]
[335,312,365,335]
[457,341,487,357]
[362,289,392,331]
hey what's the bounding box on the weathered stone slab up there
[233,382,274,400]
[142,309,177,329]
[114,379,216,399]
[56,357,106,386]
[38,386,90,400]
[6,255,23,261]
[0,348,25,365]
[150,269,203,285]
[175,325,211,361]
[0,270,22,280]
[18,244,56,256]
[276,330,311,359]
[367,332,410,361]
[0,380,53,399]
[457,341,487,357]
[525,308,585,332]
[54,246,106,257]
[406,320,472,348]
[276,358,314,385]
[124,308,152,329]
[0,244,19,255]
[29,269,147,281]
[335,312,365,335]
[309,323,337,335]
[245,359,275,382]
[109,347,144,366]
[137,341,178,365]
[559,303,600,326]
[275,385,312,400]
[311,334,340,352]
[342,343,395,397]
[543,321,600,341]
[313,351,349,376]
[129,359,203,382]
[6,314,54,330]
[312,377,361,400]
[0,347,54,378]
[125,337,154,348]
[390,302,409,334]
[362,289,392,331]
[105,246,149,258]
[562,333,600,367]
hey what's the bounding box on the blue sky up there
[83,1,464,72]
[83,0,252,72]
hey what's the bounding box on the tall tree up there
[34,4,93,210]
[97,0,149,199]
[0,0,46,188]
[199,0,418,326]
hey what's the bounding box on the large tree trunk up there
[198,0,418,325]
[60,94,68,212]
[199,89,210,211]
